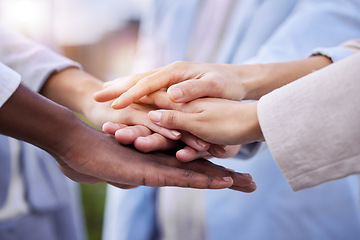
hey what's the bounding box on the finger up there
[176,146,211,162]
[230,181,257,193]
[111,64,189,109]
[107,181,139,189]
[94,80,133,102]
[140,157,234,189]
[120,105,181,140]
[180,131,210,152]
[139,90,180,109]
[168,77,223,103]
[134,133,179,152]
[229,171,253,187]
[102,122,127,135]
[95,70,158,103]
[115,125,153,145]
[208,144,226,158]
[148,110,194,132]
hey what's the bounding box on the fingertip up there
[93,91,107,102]
[102,122,117,134]
[230,172,253,186]
[148,110,162,123]
[208,145,226,158]
[176,149,194,162]
[168,86,184,102]
[133,136,153,152]
[114,128,136,145]
[230,181,257,193]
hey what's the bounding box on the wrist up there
[0,84,84,155]
[230,64,271,100]
[243,57,332,100]
[41,67,104,116]
[246,101,264,143]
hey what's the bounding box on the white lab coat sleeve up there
[257,52,360,191]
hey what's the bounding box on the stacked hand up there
[35,67,257,192]
[94,62,265,147]
[94,57,332,146]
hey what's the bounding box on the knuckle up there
[165,111,178,126]
[206,78,223,95]
[170,61,187,69]
[182,169,193,179]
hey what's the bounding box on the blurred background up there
[0,0,151,239]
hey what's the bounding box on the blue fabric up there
[103,186,158,240]
[0,204,81,240]
[0,139,85,240]
[0,137,11,208]
[104,0,360,239]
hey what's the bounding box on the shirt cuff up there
[310,47,353,63]
[0,63,21,108]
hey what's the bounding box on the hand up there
[148,97,264,145]
[102,122,233,162]
[94,56,333,109]
[94,62,260,109]
[0,84,256,192]
[40,68,229,160]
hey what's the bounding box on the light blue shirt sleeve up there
[241,0,360,64]
[311,46,354,62]
[0,63,21,108]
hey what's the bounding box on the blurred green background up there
[81,183,107,240]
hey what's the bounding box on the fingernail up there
[249,181,257,190]
[196,139,209,149]
[137,136,150,142]
[226,168,236,172]
[169,87,183,101]
[223,176,232,182]
[117,128,133,136]
[171,130,181,138]
[111,99,120,108]
[149,111,162,123]
[213,145,226,156]
[242,173,252,179]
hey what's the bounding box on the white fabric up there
[0,63,20,108]
[0,24,80,92]
[258,51,360,191]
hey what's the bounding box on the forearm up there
[240,55,332,100]
[0,83,82,156]
[40,67,103,119]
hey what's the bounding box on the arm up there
[94,56,331,109]
[41,67,230,161]
[0,25,222,160]
[258,52,360,191]
[0,83,256,192]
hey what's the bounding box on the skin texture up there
[145,93,264,145]
[94,56,332,108]
[42,68,228,161]
[0,84,256,192]
[93,56,332,146]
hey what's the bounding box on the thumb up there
[168,78,222,103]
[148,110,194,132]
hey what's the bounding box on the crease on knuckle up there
[166,111,177,126]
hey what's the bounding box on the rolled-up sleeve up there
[257,52,360,191]
[0,63,21,108]
[311,39,360,62]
